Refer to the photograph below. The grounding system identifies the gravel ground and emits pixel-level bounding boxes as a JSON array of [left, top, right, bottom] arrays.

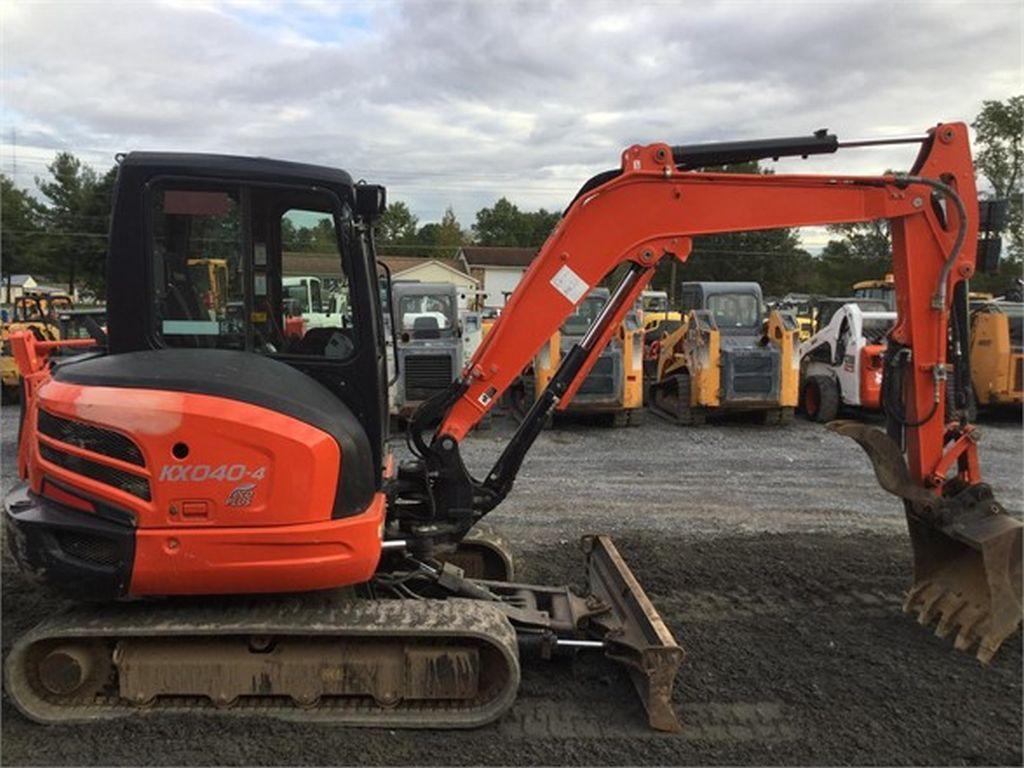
[[2, 402, 1022, 766]]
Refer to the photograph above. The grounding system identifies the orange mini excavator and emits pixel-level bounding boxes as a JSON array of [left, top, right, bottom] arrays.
[[5, 124, 1021, 730]]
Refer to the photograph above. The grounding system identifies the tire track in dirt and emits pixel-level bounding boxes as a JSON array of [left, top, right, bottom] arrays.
[[498, 700, 796, 741]]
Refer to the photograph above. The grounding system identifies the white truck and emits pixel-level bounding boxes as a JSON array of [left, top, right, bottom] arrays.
[[798, 299, 896, 421], [282, 276, 347, 330]]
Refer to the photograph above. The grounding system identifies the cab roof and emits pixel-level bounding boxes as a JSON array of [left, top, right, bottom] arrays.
[[119, 152, 354, 188]]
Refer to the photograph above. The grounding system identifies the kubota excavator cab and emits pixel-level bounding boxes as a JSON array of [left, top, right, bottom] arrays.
[[8, 153, 392, 599]]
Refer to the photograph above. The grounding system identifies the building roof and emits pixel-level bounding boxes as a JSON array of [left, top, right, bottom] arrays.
[[5, 274, 37, 286], [457, 246, 537, 268], [378, 255, 470, 277], [282, 253, 475, 284]]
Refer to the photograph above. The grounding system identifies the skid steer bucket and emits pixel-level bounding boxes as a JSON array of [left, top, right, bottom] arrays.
[[830, 421, 1022, 663]]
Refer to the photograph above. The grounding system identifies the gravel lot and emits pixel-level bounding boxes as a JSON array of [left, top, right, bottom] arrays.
[[2, 402, 1021, 766]]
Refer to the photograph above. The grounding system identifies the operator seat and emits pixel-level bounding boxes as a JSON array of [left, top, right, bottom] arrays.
[[412, 316, 441, 339]]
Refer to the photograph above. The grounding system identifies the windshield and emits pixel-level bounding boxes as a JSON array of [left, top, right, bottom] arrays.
[[562, 294, 606, 336], [642, 293, 669, 313], [707, 292, 760, 328], [400, 293, 455, 333]]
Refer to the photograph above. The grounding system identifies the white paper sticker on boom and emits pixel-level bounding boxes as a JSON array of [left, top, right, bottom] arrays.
[[550, 265, 590, 305]]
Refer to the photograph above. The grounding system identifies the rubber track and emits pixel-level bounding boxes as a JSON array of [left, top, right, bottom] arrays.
[[4, 595, 520, 728]]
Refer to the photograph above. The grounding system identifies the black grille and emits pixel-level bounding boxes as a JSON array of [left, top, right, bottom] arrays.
[[55, 531, 122, 567], [405, 355, 454, 400], [732, 355, 773, 375], [578, 355, 616, 396], [733, 376, 774, 394], [38, 410, 145, 466], [725, 350, 777, 397], [39, 443, 151, 500]]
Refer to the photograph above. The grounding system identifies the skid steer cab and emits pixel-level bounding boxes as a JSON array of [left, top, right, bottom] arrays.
[[529, 287, 645, 426], [388, 281, 463, 421], [799, 299, 896, 421], [650, 281, 799, 425]]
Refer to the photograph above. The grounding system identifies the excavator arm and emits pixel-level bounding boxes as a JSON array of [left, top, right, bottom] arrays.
[[397, 122, 1020, 662]]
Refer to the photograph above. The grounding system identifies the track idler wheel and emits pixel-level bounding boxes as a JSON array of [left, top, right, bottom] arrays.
[[830, 420, 1022, 662], [28, 640, 111, 704]]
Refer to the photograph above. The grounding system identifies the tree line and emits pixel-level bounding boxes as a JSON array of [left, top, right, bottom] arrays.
[[3, 97, 1020, 301]]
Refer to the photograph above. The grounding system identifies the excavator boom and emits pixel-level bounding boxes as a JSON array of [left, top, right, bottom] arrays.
[[414, 122, 1020, 662]]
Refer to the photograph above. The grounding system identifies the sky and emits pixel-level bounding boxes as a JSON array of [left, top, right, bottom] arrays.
[[2, 0, 1021, 250]]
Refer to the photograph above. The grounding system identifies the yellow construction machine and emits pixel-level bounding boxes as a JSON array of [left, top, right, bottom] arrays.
[[1, 292, 74, 401], [650, 281, 799, 424], [531, 287, 645, 425], [969, 297, 1023, 410]]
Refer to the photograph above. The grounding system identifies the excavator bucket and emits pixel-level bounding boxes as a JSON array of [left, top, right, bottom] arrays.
[[830, 421, 1022, 663]]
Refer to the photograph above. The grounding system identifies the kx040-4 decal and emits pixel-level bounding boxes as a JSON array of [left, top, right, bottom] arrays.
[[159, 464, 267, 483]]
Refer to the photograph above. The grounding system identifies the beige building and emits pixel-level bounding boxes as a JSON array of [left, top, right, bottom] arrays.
[[378, 256, 479, 309], [455, 247, 537, 310], [282, 252, 480, 310]]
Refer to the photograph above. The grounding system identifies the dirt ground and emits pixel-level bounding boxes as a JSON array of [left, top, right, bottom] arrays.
[[2, 403, 1021, 766]]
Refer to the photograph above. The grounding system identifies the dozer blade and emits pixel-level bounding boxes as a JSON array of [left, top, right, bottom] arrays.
[[582, 534, 685, 732], [830, 420, 1022, 663]]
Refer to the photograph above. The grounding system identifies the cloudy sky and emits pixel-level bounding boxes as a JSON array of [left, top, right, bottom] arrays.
[[2, 0, 1021, 247]]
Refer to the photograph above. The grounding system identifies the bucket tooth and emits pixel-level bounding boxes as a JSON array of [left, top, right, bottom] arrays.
[[902, 581, 930, 613], [933, 598, 967, 639]]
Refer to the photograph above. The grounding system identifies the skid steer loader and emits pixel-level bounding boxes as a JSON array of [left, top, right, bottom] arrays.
[[799, 299, 896, 421], [649, 281, 799, 424], [529, 287, 645, 426], [969, 297, 1023, 411]]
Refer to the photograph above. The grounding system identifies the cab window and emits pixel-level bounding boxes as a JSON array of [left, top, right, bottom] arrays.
[[269, 205, 355, 358], [151, 186, 246, 349], [707, 293, 760, 328], [562, 294, 606, 335], [399, 293, 455, 333], [151, 182, 357, 360]]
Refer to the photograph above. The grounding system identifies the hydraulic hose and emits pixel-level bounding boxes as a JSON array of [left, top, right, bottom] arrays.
[[894, 174, 968, 311]]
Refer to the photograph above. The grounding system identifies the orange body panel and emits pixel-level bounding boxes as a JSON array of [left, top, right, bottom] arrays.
[[859, 344, 886, 410], [131, 494, 385, 595], [10, 352, 385, 597], [32, 381, 341, 529]]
